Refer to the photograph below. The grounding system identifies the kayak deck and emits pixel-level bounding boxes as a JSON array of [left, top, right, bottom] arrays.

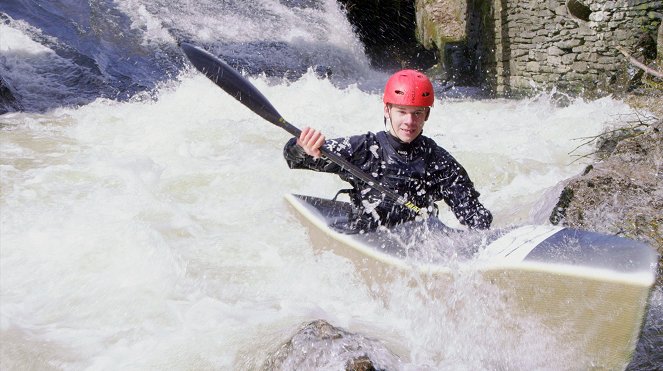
[[285, 193, 658, 370]]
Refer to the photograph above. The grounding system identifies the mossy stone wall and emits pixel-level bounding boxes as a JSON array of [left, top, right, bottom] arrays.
[[479, 0, 662, 96]]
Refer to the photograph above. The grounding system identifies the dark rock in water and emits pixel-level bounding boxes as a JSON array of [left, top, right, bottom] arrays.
[[550, 115, 662, 276], [262, 320, 398, 371], [347, 355, 380, 371], [0, 74, 22, 114], [626, 294, 663, 371]]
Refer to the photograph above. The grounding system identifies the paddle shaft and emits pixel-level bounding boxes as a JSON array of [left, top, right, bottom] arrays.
[[276, 117, 423, 215], [180, 43, 425, 216]]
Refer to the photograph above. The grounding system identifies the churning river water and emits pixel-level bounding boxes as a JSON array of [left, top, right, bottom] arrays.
[[1, 0, 661, 369]]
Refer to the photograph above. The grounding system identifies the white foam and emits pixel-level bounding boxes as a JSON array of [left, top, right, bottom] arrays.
[[0, 58, 652, 370]]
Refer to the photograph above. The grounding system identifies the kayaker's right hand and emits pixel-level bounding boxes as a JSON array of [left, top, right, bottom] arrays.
[[297, 127, 325, 159]]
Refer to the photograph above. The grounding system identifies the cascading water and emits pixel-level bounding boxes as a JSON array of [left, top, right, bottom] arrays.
[[1, 0, 660, 370]]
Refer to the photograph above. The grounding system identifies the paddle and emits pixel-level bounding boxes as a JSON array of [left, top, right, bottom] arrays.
[[180, 42, 426, 217]]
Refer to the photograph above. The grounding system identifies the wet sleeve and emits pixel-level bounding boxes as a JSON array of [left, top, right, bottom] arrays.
[[447, 185, 493, 230], [432, 153, 493, 230], [283, 137, 338, 173]]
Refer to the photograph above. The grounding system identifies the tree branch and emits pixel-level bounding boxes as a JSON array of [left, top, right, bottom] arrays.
[[616, 46, 663, 79]]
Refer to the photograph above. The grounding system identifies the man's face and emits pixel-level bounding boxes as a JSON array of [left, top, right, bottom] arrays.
[[384, 104, 429, 143]]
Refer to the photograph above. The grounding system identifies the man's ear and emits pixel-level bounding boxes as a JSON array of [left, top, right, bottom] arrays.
[[383, 104, 390, 119], [424, 107, 430, 121]]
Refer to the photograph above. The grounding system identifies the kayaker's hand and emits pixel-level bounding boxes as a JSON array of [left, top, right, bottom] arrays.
[[297, 127, 325, 159]]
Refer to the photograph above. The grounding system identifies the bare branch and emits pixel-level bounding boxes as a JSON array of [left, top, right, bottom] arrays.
[[616, 46, 663, 79], [567, 111, 658, 163]]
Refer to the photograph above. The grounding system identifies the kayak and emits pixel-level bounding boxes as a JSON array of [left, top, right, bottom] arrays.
[[284, 193, 658, 370]]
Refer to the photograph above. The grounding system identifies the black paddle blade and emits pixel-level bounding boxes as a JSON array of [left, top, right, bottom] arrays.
[[180, 44, 423, 216], [181, 42, 283, 125]]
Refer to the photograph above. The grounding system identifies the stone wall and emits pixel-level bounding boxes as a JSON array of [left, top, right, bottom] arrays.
[[338, 0, 660, 96], [482, 0, 662, 96]]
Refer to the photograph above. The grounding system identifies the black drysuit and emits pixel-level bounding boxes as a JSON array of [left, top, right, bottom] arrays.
[[284, 130, 492, 232]]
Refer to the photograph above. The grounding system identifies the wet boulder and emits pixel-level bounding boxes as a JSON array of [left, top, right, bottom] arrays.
[[262, 320, 399, 371], [550, 115, 662, 280], [0, 74, 22, 114]]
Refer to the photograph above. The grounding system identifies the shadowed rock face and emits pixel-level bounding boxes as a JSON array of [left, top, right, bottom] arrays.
[[336, 0, 438, 72], [0, 74, 22, 114], [336, 0, 482, 86], [416, 0, 467, 49], [551, 115, 662, 281], [262, 320, 398, 371]]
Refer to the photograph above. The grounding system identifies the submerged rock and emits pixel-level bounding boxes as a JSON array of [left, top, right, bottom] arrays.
[[262, 320, 399, 371]]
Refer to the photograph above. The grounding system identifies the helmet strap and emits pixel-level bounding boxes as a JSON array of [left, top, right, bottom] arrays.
[[384, 104, 400, 139], [383, 103, 390, 131], [383, 104, 392, 131]]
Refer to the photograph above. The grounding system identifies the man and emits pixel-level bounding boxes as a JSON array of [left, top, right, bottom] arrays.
[[283, 69, 492, 233]]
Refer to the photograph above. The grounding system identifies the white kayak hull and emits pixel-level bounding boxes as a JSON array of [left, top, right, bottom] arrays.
[[284, 193, 658, 370]]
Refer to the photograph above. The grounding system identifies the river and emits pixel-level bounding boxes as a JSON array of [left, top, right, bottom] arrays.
[[1, 0, 660, 369]]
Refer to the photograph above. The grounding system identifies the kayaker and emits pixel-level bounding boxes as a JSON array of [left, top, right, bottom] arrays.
[[283, 69, 492, 233]]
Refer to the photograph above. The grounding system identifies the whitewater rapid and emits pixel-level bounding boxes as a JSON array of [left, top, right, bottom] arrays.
[[2, 0, 661, 368], [2, 68, 656, 369]]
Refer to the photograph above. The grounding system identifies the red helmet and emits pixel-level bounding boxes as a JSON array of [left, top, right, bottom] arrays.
[[383, 69, 434, 107]]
